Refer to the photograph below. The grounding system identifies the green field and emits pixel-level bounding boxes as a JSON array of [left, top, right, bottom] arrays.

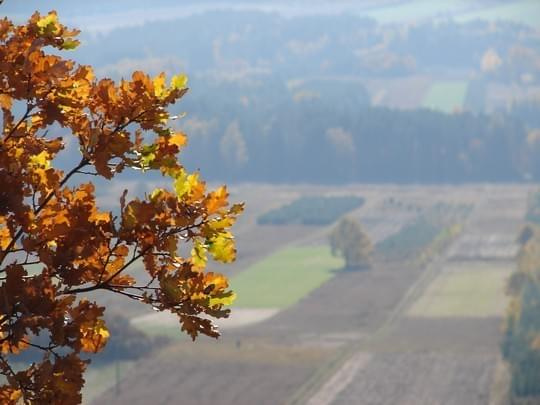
[[422, 81, 468, 113], [131, 246, 343, 339], [231, 246, 343, 308], [408, 263, 511, 318]]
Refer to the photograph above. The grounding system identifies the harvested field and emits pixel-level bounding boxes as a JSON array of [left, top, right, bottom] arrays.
[[316, 316, 504, 405], [305, 315, 505, 404], [371, 317, 504, 354], [95, 340, 331, 405], [447, 234, 519, 260], [333, 352, 496, 405], [447, 192, 526, 260]]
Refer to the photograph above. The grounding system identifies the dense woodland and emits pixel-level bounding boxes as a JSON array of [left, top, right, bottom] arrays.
[[6, 6, 539, 184], [503, 202, 540, 398], [178, 96, 533, 183], [40, 9, 538, 185], [258, 196, 364, 225]]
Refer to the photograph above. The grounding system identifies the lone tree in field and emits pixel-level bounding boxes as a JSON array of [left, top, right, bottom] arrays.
[[0, 11, 243, 403], [329, 218, 373, 270]]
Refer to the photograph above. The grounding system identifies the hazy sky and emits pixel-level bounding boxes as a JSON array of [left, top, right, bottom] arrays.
[[5, 1, 540, 33]]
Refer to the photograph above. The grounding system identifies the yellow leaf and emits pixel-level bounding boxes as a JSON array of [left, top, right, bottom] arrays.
[[123, 203, 138, 229], [0, 335, 29, 354], [209, 291, 236, 307], [28, 151, 51, 169], [169, 132, 187, 148], [0, 386, 22, 404], [171, 74, 188, 90], [207, 217, 236, 231], [173, 168, 189, 197], [10, 389, 22, 401], [80, 320, 109, 353], [190, 240, 207, 270], [173, 168, 201, 199], [208, 233, 236, 263], [153, 73, 166, 98], [0, 226, 11, 250], [36, 12, 58, 28], [36, 12, 59, 35], [0, 94, 12, 110], [89, 211, 110, 224], [204, 272, 229, 291], [149, 188, 165, 202]]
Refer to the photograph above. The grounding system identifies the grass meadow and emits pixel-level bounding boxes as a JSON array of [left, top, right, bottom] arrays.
[[422, 81, 468, 113], [231, 245, 343, 309], [407, 262, 511, 318]]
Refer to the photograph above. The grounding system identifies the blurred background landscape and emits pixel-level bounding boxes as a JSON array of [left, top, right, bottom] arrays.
[[5, 1, 540, 404]]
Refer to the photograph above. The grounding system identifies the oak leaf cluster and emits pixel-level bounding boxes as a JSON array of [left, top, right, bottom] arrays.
[[0, 11, 243, 403]]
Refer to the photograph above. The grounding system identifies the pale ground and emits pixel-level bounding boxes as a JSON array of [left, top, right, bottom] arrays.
[[131, 307, 280, 330]]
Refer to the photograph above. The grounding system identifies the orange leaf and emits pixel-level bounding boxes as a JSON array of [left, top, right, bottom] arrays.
[[205, 186, 229, 215]]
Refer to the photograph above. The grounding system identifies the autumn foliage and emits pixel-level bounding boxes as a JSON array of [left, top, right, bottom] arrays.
[[0, 11, 243, 403], [503, 224, 540, 397], [329, 218, 373, 269]]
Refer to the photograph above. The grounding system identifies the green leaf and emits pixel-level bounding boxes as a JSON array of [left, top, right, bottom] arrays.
[[138, 144, 157, 170], [60, 39, 80, 50]]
